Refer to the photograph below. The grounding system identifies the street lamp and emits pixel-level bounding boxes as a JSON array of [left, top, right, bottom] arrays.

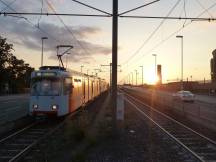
[[41, 37, 48, 67], [140, 66, 143, 85], [81, 65, 84, 73], [131, 72, 133, 85], [152, 54, 157, 80], [135, 70, 138, 86], [176, 35, 184, 90], [128, 74, 130, 84]]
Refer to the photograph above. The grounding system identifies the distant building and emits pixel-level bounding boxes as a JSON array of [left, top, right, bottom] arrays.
[[157, 64, 162, 84], [210, 49, 216, 83]]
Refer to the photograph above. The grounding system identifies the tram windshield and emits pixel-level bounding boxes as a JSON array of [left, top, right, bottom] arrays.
[[31, 77, 61, 96]]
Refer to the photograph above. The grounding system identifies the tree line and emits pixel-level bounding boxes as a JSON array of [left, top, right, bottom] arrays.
[[0, 36, 34, 94]]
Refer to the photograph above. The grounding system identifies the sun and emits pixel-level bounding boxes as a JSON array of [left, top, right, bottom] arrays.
[[144, 70, 158, 85]]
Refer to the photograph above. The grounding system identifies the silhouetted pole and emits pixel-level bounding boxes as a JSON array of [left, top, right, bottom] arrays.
[[110, 63, 112, 90], [41, 37, 48, 67], [128, 74, 130, 84], [81, 65, 84, 73], [135, 70, 138, 85], [152, 54, 157, 79], [140, 66, 143, 85], [176, 35, 184, 90], [112, 0, 118, 128], [131, 72, 133, 85]]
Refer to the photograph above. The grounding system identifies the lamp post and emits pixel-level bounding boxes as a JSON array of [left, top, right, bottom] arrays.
[[135, 70, 138, 86], [140, 66, 143, 85], [128, 74, 130, 84], [176, 35, 184, 90], [131, 72, 133, 85], [81, 65, 84, 73], [41, 37, 48, 67], [152, 54, 157, 80]]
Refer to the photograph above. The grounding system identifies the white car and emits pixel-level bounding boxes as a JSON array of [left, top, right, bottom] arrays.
[[172, 91, 195, 102]]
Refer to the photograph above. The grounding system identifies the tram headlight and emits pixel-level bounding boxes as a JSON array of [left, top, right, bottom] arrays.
[[52, 105, 58, 110], [33, 104, 38, 109]]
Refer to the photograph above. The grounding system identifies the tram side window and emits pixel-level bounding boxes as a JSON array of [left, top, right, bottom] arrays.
[[64, 77, 72, 95]]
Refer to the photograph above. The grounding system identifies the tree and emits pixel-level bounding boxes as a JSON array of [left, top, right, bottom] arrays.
[[0, 36, 34, 94], [0, 36, 13, 93]]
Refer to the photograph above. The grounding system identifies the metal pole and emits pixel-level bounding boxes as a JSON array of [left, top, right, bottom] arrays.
[[152, 54, 157, 80], [128, 75, 130, 84], [41, 38, 43, 67], [135, 70, 138, 85], [41, 37, 48, 67], [140, 66, 143, 85], [155, 56, 157, 78], [176, 35, 184, 90], [81, 65, 84, 73], [181, 37, 184, 90], [131, 72, 133, 85], [110, 63, 112, 91], [112, 0, 118, 125]]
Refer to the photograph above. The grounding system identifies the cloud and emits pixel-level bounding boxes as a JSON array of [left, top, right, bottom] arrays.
[[0, 16, 111, 63]]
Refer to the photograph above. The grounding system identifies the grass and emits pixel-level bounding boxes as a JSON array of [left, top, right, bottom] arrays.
[[30, 94, 114, 162]]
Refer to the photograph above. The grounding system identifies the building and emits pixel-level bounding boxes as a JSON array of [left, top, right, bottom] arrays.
[[210, 49, 216, 83], [157, 64, 162, 84]]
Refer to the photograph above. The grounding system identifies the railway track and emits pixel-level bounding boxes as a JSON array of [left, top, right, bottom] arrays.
[[0, 114, 74, 162], [122, 89, 216, 162]]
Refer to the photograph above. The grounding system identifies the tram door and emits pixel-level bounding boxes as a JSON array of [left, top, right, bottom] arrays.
[[64, 77, 73, 113]]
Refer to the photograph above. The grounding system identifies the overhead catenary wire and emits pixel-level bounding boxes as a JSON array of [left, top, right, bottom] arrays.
[[195, 0, 214, 18], [0, 0, 62, 44], [0, 12, 111, 17], [119, 1, 216, 83], [45, 0, 98, 63], [37, 0, 44, 28], [0, 0, 17, 12], [119, 15, 216, 21], [118, 0, 160, 16], [120, 0, 182, 67], [120, 1, 216, 72], [182, 0, 187, 27], [71, 0, 112, 16]]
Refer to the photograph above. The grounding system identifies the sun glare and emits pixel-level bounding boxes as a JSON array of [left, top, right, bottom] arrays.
[[144, 71, 158, 85]]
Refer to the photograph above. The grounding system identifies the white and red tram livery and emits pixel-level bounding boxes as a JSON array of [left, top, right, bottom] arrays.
[[29, 66, 108, 117]]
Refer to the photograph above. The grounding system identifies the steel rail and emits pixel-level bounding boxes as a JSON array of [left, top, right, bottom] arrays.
[[123, 90, 216, 146], [125, 97, 205, 162], [8, 110, 81, 162], [0, 122, 37, 143], [121, 89, 216, 162]]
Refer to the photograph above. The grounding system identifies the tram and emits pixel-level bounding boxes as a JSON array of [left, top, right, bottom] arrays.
[[29, 66, 108, 117]]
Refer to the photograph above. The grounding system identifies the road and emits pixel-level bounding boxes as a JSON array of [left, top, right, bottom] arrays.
[[124, 86, 216, 131], [130, 86, 216, 106], [0, 94, 29, 125]]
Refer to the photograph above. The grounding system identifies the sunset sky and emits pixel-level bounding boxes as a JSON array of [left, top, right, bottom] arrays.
[[1, 0, 216, 84]]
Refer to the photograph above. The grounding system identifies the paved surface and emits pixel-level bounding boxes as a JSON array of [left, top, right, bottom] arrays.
[[0, 94, 29, 125], [131, 86, 216, 105], [125, 86, 216, 131]]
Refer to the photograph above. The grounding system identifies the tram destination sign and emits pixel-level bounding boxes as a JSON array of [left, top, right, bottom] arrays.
[[36, 72, 57, 77]]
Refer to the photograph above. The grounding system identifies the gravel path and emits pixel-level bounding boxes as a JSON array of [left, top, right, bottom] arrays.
[[86, 98, 199, 162]]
